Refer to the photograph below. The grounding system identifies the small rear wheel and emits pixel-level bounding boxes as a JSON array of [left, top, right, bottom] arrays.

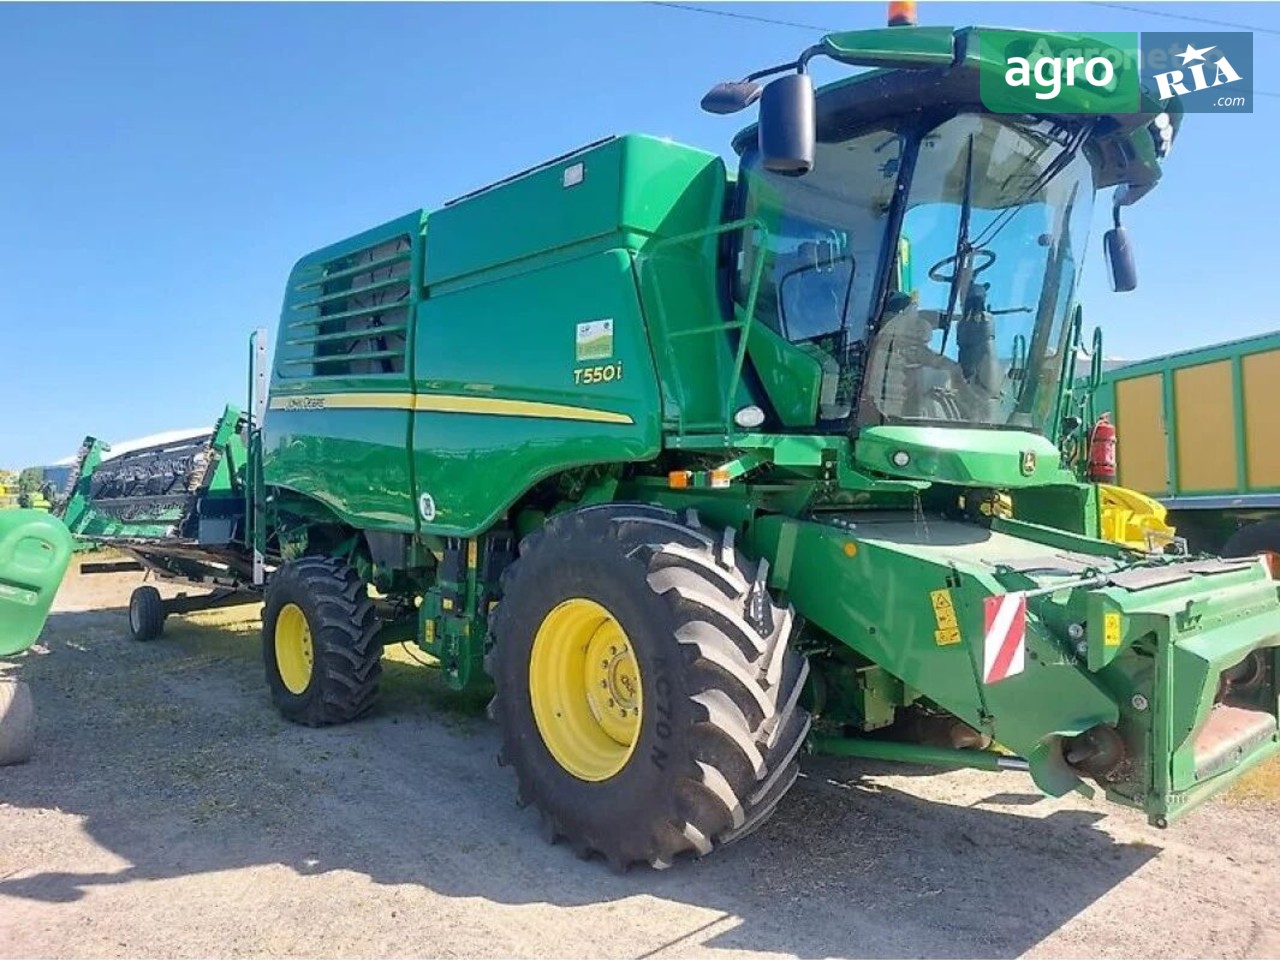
[[128, 585, 166, 642], [263, 557, 382, 726]]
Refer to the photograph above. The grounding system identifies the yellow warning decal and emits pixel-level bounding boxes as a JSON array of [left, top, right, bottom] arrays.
[[1104, 612, 1122, 647], [931, 589, 961, 646]]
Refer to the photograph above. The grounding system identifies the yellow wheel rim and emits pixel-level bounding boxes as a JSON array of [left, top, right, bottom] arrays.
[[529, 598, 643, 782], [275, 602, 315, 695]]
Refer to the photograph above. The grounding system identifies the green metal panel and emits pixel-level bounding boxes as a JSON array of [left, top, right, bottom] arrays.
[[821, 26, 957, 66], [1231, 353, 1249, 492], [412, 248, 662, 535], [1161, 366, 1181, 496], [425, 136, 723, 288], [745, 322, 822, 427], [855, 425, 1069, 488], [748, 515, 1120, 775], [263, 211, 425, 532], [263, 406, 418, 532], [745, 510, 1280, 823]]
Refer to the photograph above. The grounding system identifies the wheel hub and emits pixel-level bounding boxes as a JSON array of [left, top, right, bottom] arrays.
[[275, 602, 315, 695], [529, 597, 643, 782]]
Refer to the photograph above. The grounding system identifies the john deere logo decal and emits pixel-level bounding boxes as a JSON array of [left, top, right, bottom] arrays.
[[1020, 451, 1037, 476]]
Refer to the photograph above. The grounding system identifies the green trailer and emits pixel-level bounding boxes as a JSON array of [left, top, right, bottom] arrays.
[[52, 20, 1280, 869], [1093, 330, 1280, 558]]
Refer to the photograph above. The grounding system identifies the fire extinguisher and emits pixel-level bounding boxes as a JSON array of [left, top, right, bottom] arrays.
[[1088, 413, 1117, 483]]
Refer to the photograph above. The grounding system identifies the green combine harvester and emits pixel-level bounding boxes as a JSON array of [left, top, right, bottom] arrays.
[[53, 16, 1280, 869]]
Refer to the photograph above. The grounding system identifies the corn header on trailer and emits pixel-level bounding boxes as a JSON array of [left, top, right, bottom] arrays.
[[57, 23, 1280, 868]]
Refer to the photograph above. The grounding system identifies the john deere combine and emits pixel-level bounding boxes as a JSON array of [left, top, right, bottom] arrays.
[[56, 18, 1280, 868]]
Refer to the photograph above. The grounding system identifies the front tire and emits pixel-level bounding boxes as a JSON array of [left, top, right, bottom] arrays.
[[490, 505, 810, 870], [262, 557, 382, 726]]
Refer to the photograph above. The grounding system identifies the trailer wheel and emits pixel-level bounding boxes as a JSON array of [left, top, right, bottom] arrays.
[[489, 505, 810, 870], [1223, 520, 1280, 564], [262, 557, 382, 726], [0, 679, 36, 766], [128, 586, 166, 642]]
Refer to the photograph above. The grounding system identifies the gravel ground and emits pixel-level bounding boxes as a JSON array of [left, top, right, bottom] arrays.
[[2, 559, 1280, 959]]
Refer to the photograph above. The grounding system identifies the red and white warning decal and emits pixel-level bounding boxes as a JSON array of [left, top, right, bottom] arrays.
[[982, 592, 1027, 684]]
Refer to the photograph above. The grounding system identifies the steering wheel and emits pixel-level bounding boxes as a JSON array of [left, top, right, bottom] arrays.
[[928, 247, 997, 284]]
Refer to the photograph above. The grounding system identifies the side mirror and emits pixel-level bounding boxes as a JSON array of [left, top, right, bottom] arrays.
[[758, 73, 815, 176], [700, 81, 762, 115], [1104, 225, 1137, 293]]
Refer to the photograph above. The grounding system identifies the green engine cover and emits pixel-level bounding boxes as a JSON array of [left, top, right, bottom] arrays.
[[263, 134, 739, 536]]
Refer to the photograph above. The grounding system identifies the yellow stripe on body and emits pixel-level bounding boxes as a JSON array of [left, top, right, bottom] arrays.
[[269, 392, 633, 425], [413, 394, 632, 424]]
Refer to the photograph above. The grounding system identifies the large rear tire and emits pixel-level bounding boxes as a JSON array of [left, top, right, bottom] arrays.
[[262, 557, 382, 726], [489, 504, 810, 870], [0, 679, 36, 766]]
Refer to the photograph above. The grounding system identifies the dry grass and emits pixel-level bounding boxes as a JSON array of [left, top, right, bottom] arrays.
[[1229, 755, 1280, 803]]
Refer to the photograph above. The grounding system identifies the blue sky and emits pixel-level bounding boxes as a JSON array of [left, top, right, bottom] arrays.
[[1, 1, 1275, 466]]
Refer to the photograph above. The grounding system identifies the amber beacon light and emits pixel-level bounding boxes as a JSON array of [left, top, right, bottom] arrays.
[[888, 1, 918, 26]]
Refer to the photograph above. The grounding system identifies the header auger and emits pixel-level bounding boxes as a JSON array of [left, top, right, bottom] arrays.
[[50, 14, 1280, 869]]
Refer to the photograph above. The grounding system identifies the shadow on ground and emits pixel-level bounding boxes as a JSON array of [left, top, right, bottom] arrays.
[[0, 603, 1159, 958]]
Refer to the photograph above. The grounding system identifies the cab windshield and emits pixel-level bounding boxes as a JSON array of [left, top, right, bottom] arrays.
[[736, 112, 1094, 434]]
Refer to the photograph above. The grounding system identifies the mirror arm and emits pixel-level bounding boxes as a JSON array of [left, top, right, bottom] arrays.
[[796, 45, 826, 72], [743, 45, 822, 83], [743, 58, 806, 84]]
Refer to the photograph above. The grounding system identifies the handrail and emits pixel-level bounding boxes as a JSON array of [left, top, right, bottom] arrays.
[[635, 217, 768, 435]]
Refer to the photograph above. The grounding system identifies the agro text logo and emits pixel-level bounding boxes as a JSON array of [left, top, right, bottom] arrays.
[[977, 31, 1140, 114]]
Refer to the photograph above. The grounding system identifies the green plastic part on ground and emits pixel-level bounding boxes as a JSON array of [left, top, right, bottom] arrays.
[[0, 510, 73, 657], [52, 22, 1280, 867]]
